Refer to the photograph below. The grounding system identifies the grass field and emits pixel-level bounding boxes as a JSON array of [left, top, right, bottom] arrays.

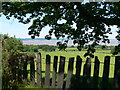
[[26, 48, 120, 79]]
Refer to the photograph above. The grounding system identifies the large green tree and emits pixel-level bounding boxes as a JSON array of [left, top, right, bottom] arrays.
[[2, 2, 120, 56]]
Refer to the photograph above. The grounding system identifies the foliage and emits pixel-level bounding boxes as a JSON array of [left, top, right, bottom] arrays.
[[2, 2, 120, 56], [22, 45, 57, 52], [22, 45, 39, 52], [2, 34, 23, 89], [111, 44, 120, 55]]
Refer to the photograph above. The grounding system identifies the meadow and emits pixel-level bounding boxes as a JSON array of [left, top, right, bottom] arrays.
[[26, 48, 120, 80]]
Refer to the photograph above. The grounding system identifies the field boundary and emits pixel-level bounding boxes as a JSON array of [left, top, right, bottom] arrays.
[[4, 53, 120, 89]]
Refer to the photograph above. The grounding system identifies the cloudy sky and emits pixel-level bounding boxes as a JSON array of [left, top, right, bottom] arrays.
[[0, 15, 118, 39]]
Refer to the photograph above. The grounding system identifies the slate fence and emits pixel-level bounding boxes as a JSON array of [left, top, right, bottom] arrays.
[[11, 53, 120, 89]]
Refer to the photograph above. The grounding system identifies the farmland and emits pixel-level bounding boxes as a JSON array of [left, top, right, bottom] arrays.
[[26, 48, 119, 78]]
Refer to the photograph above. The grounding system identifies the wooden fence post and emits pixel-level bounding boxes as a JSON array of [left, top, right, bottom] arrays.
[[114, 56, 120, 88], [18, 55, 22, 82], [73, 56, 82, 88], [82, 57, 92, 88], [57, 56, 65, 88], [30, 55, 35, 86], [93, 56, 100, 88], [23, 54, 28, 84], [45, 55, 51, 88], [76, 56, 82, 78], [52, 56, 58, 88], [102, 56, 110, 88], [36, 53, 42, 87], [65, 57, 74, 89]]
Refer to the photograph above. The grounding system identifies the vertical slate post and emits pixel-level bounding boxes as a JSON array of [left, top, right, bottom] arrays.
[[36, 53, 42, 87], [18, 55, 22, 82], [76, 56, 82, 78], [102, 56, 110, 88], [57, 56, 65, 88], [93, 56, 100, 88], [82, 57, 92, 88], [9, 56, 17, 81], [65, 57, 74, 89], [30, 55, 35, 86], [114, 56, 120, 88], [23, 54, 28, 84], [45, 55, 51, 88], [52, 56, 58, 88], [74, 56, 82, 88]]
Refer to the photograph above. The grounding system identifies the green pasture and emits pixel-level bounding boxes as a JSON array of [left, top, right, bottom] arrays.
[[26, 48, 120, 79]]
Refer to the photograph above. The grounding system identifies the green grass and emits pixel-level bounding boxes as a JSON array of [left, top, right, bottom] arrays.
[[20, 49, 120, 88], [26, 49, 119, 79]]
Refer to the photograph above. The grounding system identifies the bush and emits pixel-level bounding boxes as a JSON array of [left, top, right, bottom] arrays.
[[2, 34, 23, 89], [22, 45, 57, 52], [111, 44, 120, 55]]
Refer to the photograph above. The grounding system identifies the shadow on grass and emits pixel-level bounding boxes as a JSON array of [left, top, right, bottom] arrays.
[[70, 75, 114, 89], [19, 71, 115, 89]]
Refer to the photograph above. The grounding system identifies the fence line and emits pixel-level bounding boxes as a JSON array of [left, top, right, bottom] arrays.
[[14, 53, 120, 89]]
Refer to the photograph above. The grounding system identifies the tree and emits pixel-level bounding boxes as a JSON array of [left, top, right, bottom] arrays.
[[101, 45, 107, 50], [2, 2, 120, 56], [111, 44, 120, 55]]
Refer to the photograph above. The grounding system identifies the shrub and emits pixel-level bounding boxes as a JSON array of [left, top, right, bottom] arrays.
[[22, 45, 57, 52], [2, 34, 23, 89], [111, 44, 120, 55]]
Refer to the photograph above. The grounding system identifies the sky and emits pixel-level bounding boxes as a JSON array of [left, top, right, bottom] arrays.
[[0, 15, 55, 38], [0, 15, 118, 39]]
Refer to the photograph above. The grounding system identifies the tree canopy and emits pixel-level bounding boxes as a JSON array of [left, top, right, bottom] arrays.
[[2, 2, 120, 57]]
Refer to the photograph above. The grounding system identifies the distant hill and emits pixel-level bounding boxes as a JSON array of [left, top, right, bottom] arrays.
[[17, 38, 117, 41], [19, 38, 119, 46], [17, 38, 70, 41]]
